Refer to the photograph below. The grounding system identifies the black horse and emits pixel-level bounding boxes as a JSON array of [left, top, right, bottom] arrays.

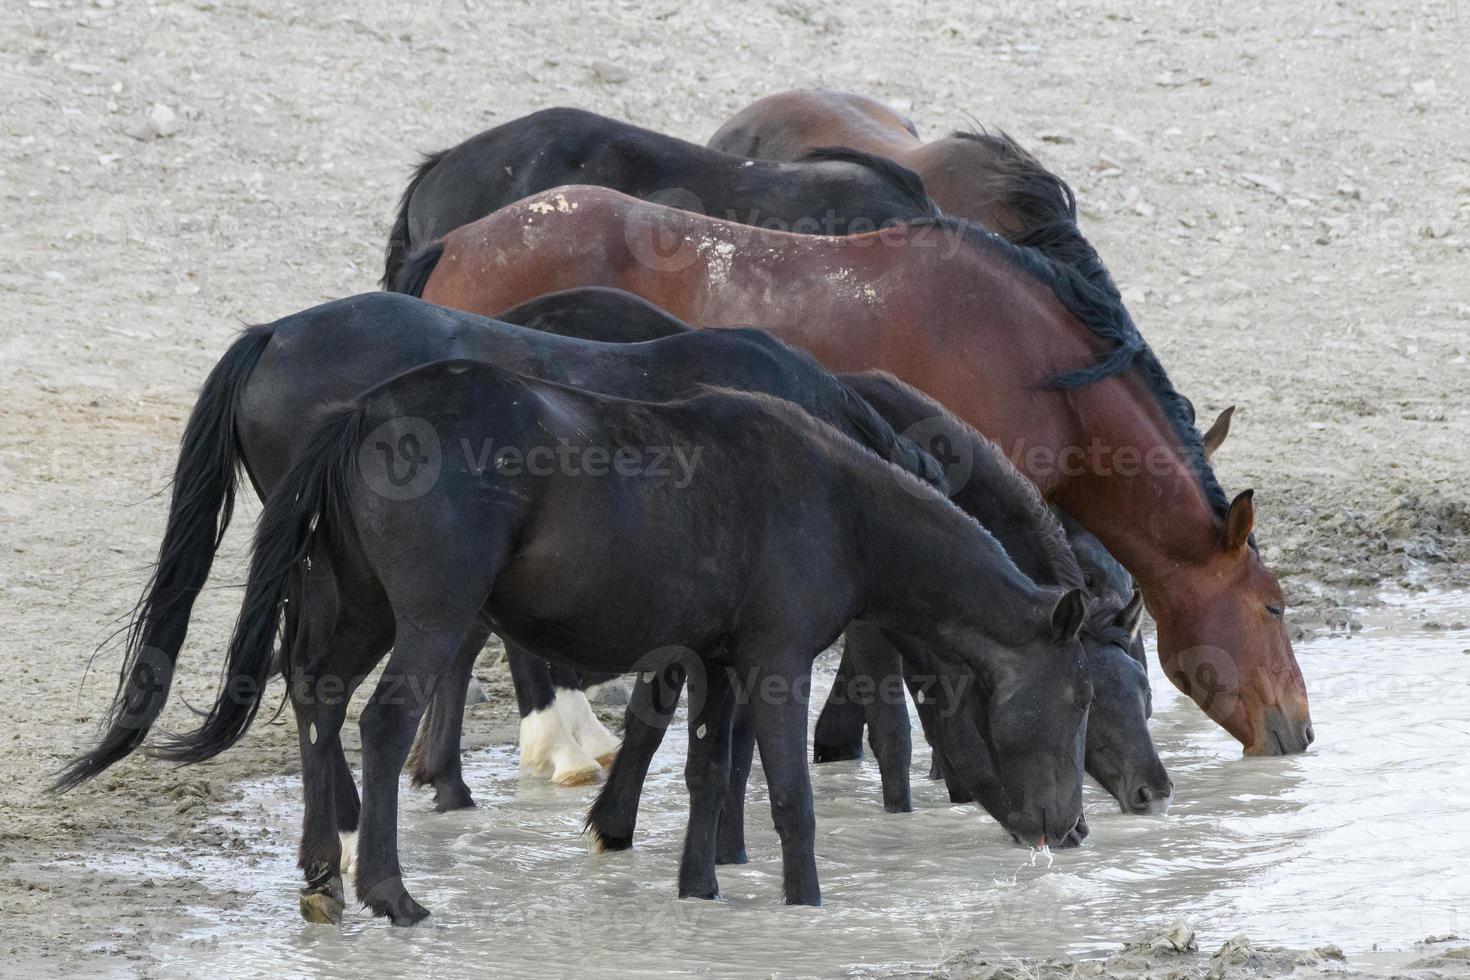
[[585, 371, 1174, 862], [51, 291, 956, 907], [382, 106, 937, 289], [419, 287, 1169, 832], [63, 350, 1093, 924]]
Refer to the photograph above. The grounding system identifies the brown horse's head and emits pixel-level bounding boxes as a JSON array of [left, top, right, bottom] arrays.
[[1149, 489, 1314, 755]]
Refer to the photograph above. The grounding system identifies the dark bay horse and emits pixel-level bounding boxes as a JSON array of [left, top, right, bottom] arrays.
[[708, 89, 1059, 236], [397, 185, 1314, 755], [383, 106, 937, 289], [64, 351, 1093, 922]]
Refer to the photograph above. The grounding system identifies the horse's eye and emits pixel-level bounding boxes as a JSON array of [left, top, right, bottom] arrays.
[[1265, 604, 1283, 618]]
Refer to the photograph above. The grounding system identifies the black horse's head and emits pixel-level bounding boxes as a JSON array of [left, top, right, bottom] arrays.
[[1078, 591, 1173, 814], [952, 587, 1093, 847]]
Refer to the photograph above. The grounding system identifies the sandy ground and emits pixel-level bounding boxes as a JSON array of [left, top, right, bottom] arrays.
[[1, 0, 1467, 975]]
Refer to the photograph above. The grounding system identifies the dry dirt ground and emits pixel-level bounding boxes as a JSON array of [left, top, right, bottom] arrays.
[[1, 0, 1466, 975]]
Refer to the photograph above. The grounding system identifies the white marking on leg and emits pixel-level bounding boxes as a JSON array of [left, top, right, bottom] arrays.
[[520, 699, 601, 785], [338, 830, 358, 876], [583, 677, 630, 706], [696, 723, 707, 740], [558, 689, 622, 767]]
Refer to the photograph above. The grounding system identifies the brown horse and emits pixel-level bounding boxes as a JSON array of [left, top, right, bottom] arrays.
[[708, 89, 1055, 235], [396, 186, 1313, 755]]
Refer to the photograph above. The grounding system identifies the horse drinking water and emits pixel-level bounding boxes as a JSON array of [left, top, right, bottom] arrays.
[[60, 345, 1093, 923], [395, 184, 1314, 754]]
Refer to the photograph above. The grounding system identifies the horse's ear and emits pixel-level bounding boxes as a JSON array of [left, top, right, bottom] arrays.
[[1115, 589, 1145, 639], [1202, 406, 1235, 459], [1051, 588, 1088, 642], [1223, 489, 1255, 552]]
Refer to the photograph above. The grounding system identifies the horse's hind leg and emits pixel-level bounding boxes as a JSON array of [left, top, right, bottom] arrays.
[[509, 645, 603, 786], [548, 663, 622, 767], [407, 621, 492, 812], [678, 663, 736, 899], [847, 623, 912, 813], [288, 557, 392, 923], [715, 699, 755, 865], [812, 647, 865, 762], [354, 626, 473, 926], [586, 660, 684, 852]]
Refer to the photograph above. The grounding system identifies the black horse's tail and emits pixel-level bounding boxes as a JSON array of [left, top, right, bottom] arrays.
[[150, 406, 364, 764], [53, 325, 274, 791], [381, 149, 448, 290], [388, 241, 445, 298]]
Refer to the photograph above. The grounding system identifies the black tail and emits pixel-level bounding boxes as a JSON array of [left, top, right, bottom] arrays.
[[381, 149, 448, 290], [53, 326, 274, 791], [151, 406, 365, 764], [388, 240, 445, 298]]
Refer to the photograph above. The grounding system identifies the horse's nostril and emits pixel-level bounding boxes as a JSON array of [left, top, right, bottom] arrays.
[[1133, 785, 1154, 809], [1302, 722, 1316, 747]]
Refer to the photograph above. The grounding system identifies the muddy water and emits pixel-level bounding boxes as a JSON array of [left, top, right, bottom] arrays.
[[100, 592, 1469, 978]]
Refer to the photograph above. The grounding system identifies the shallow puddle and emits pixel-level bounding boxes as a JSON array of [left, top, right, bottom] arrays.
[[89, 591, 1470, 977]]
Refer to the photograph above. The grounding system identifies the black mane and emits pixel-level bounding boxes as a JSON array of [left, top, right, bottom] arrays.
[[909, 179, 1232, 522], [797, 145, 939, 219]]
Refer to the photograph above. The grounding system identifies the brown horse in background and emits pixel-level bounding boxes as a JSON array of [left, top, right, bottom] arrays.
[[394, 186, 1313, 756], [708, 89, 1057, 236]]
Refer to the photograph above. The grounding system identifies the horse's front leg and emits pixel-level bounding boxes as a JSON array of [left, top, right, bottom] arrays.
[[677, 663, 736, 899], [847, 623, 913, 813], [737, 640, 820, 906], [586, 659, 685, 851], [812, 647, 865, 762], [715, 700, 756, 865]]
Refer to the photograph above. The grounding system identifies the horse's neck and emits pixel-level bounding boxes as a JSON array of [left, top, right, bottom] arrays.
[[952, 479, 1075, 591], [851, 469, 1039, 644], [1048, 377, 1224, 592]]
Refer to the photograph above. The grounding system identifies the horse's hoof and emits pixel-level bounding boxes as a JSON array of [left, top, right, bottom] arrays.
[[588, 827, 632, 853], [679, 884, 721, 901], [552, 764, 600, 787], [813, 742, 862, 763], [388, 898, 431, 927], [715, 847, 748, 866], [432, 782, 476, 813], [299, 886, 345, 925], [362, 878, 431, 926]]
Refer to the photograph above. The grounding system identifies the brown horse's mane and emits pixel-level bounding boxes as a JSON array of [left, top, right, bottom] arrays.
[[916, 133, 1233, 525]]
